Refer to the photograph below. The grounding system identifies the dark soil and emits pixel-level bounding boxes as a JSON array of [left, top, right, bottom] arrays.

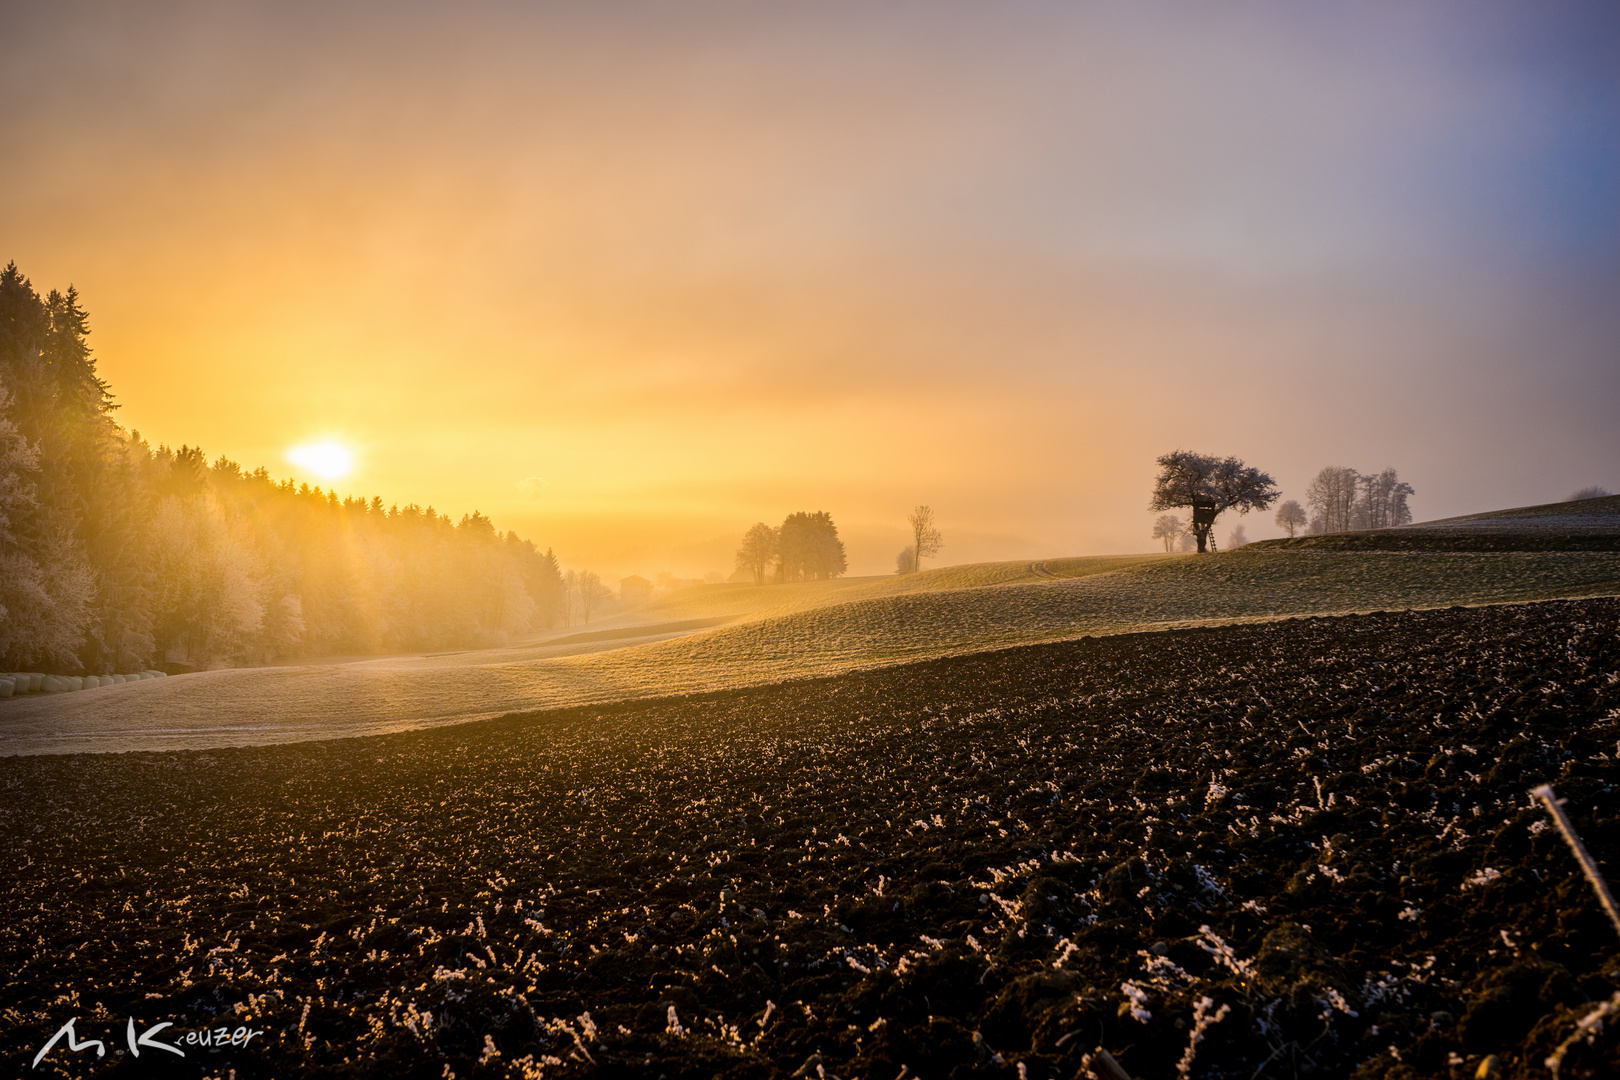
[[4, 599, 1620, 1080]]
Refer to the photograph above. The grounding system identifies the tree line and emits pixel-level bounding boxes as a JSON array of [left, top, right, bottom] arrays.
[[734, 511, 848, 584], [1148, 451, 1415, 549], [0, 263, 570, 674], [1273, 466, 1415, 537]]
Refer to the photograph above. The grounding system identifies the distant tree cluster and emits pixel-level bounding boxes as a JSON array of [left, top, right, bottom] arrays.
[[1304, 466, 1414, 534], [1148, 450, 1279, 553], [732, 511, 847, 584], [1569, 486, 1611, 501], [0, 264, 568, 674]]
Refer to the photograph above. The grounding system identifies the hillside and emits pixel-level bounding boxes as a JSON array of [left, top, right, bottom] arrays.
[[1248, 493, 1620, 552], [3, 544, 1617, 756]]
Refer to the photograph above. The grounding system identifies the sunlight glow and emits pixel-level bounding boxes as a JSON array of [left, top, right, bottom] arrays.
[[287, 440, 355, 481]]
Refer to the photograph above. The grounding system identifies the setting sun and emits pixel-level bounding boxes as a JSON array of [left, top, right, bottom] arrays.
[[4, 6, 1620, 1076], [286, 440, 355, 481]]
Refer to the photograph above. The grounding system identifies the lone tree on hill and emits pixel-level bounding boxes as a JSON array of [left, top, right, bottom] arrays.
[[776, 511, 847, 581], [1148, 450, 1279, 553], [1274, 499, 1307, 538], [906, 505, 943, 573], [733, 522, 778, 586], [1151, 514, 1185, 552]]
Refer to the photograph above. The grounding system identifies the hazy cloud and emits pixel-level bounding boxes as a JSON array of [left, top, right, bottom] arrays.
[[2, 0, 1616, 575]]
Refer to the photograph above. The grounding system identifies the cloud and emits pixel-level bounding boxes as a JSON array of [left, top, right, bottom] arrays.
[[517, 477, 546, 499]]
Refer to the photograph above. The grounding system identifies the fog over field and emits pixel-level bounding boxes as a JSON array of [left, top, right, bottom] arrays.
[[4, 2, 1619, 576], [5, 545, 1617, 755], [5, 3, 1620, 1078]]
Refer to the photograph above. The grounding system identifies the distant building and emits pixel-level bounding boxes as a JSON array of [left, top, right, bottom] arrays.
[[620, 575, 652, 606]]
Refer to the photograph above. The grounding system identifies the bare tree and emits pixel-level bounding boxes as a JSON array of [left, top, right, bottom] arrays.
[[907, 505, 943, 572], [733, 522, 778, 586], [1151, 514, 1185, 552], [575, 570, 612, 624], [1274, 499, 1307, 538], [1307, 466, 1414, 533], [1569, 486, 1612, 501], [1148, 450, 1279, 553], [561, 569, 579, 626], [1176, 532, 1197, 552], [1225, 524, 1248, 549], [895, 546, 917, 574], [1355, 468, 1414, 529], [1305, 466, 1359, 534]]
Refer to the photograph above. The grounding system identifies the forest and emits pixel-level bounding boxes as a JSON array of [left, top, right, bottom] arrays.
[[0, 263, 566, 675]]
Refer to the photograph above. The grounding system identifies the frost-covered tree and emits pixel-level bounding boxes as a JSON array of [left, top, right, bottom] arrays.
[[1148, 450, 1278, 553], [0, 262, 578, 673], [734, 522, 778, 586], [1305, 466, 1360, 534], [895, 545, 917, 574], [907, 505, 943, 572], [574, 570, 612, 624], [1151, 514, 1185, 552], [1225, 524, 1249, 549], [1568, 486, 1611, 501], [1355, 468, 1414, 529], [1274, 499, 1307, 538], [1307, 466, 1414, 533]]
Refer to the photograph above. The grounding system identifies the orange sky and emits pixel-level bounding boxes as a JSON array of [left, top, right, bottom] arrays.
[[4, 2, 1617, 578]]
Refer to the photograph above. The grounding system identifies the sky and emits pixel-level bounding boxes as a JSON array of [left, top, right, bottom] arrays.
[[3, 0, 1618, 578]]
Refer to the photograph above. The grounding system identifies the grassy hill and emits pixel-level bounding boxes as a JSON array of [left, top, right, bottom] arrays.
[[3, 545, 1618, 755], [1248, 492, 1620, 552]]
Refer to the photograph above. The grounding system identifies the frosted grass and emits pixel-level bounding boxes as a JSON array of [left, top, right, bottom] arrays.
[[2, 549, 1616, 755]]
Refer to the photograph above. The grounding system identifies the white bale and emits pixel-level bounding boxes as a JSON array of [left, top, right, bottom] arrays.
[[114, 674, 129, 683], [84, 676, 102, 688], [67, 676, 84, 691], [41, 676, 63, 692], [0, 679, 13, 698], [29, 673, 45, 691]]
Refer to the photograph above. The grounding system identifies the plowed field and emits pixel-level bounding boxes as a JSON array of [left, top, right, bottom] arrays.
[[4, 599, 1619, 1079]]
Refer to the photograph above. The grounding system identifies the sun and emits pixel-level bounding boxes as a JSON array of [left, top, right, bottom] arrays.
[[287, 440, 355, 481]]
